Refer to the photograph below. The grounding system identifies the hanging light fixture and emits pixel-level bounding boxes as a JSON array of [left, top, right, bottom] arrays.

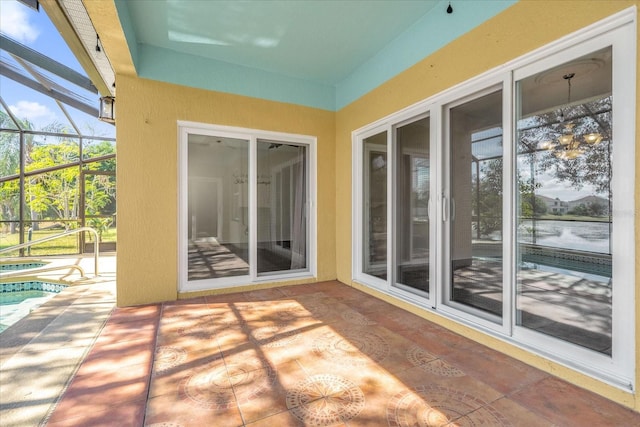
[[99, 96, 115, 123], [541, 72, 603, 160]]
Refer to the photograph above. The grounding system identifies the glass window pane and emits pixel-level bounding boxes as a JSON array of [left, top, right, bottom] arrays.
[[187, 134, 249, 281], [516, 47, 612, 355], [1, 131, 20, 179], [449, 90, 503, 319], [363, 131, 387, 280], [256, 140, 308, 275], [395, 117, 430, 295]]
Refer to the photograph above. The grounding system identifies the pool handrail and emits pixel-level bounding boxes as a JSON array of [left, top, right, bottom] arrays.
[[0, 227, 99, 276]]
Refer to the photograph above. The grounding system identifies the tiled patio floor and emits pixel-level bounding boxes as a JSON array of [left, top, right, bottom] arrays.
[[45, 281, 639, 426]]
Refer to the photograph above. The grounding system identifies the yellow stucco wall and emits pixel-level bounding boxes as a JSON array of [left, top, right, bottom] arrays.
[[335, 0, 640, 411], [114, 76, 335, 306], [83, 0, 332, 307]]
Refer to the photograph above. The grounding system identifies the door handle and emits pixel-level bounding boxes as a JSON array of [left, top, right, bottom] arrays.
[[442, 196, 455, 222], [442, 195, 448, 222], [451, 198, 456, 222]]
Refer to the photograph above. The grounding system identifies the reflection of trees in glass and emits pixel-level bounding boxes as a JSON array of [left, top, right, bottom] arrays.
[[473, 97, 610, 236], [472, 158, 502, 237], [473, 158, 550, 237], [518, 96, 612, 196], [520, 191, 548, 217], [568, 201, 606, 217], [413, 158, 429, 218]]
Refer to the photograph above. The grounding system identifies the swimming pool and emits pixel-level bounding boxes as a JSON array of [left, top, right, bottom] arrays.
[[0, 281, 67, 333], [0, 261, 47, 271]]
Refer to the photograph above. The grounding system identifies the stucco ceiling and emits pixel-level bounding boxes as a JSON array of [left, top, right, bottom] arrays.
[[124, 0, 440, 84], [111, 0, 516, 110]]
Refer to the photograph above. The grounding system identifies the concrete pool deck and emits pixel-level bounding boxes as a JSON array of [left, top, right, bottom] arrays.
[[0, 254, 116, 427]]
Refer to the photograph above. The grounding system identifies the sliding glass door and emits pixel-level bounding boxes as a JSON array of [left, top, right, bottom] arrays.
[[444, 89, 504, 323], [180, 123, 315, 291], [515, 48, 614, 354], [353, 12, 635, 385], [257, 140, 308, 275], [393, 116, 431, 296], [358, 115, 434, 300], [362, 130, 388, 281], [187, 134, 249, 281]]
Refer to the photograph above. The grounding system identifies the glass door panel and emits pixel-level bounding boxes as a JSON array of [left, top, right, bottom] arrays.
[[187, 134, 249, 280], [394, 117, 430, 295], [515, 48, 612, 355], [447, 90, 504, 319], [363, 131, 388, 280], [256, 140, 308, 275]]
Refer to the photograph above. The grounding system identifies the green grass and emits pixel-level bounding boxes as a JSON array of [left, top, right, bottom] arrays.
[[0, 227, 117, 256], [534, 214, 610, 222]]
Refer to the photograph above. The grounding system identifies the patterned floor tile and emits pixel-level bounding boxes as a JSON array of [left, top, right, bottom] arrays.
[[45, 281, 640, 427], [286, 373, 365, 426], [145, 391, 243, 427], [510, 376, 640, 426]]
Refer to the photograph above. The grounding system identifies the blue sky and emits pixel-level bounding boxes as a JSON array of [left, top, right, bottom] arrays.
[[0, 0, 115, 137]]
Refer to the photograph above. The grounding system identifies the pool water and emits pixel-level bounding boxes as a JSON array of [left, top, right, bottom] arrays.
[[0, 282, 65, 333], [0, 261, 47, 271], [0, 290, 52, 305]]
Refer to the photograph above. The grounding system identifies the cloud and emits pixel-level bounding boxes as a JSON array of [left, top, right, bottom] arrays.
[[0, 0, 40, 44], [9, 101, 56, 124]]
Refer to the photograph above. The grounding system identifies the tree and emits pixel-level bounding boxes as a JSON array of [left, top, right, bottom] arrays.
[[2, 114, 116, 236], [83, 140, 116, 221], [0, 112, 35, 233], [25, 139, 80, 225]]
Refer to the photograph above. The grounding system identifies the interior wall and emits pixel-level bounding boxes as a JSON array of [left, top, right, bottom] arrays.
[[335, 0, 639, 411], [115, 75, 335, 306]]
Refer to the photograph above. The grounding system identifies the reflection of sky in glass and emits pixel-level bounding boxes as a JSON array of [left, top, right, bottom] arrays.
[[471, 127, 502, 160], [515, 95, 612, 202], [517, 156, 598, 202], [412, 157, 429, 195]]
